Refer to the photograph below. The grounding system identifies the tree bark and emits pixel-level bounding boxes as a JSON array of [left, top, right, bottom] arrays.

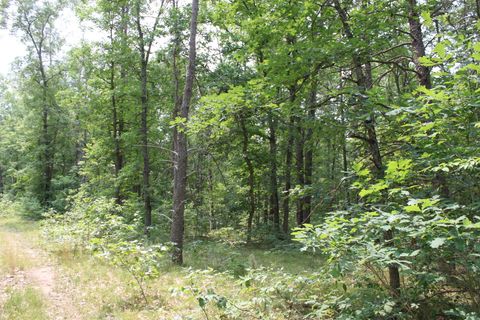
[[282, 88, 295, 234], [171, 0, 199, 264], [304, 79, 317, 224], [407, 0, 432, 89], [268, 113, 280, 232], [295, 118, 305, 226], [239, 115, 256, 242], [135, 2, 163, 232]]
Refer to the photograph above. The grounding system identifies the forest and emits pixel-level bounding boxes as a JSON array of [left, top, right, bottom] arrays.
[[0, 0, 479, 319]]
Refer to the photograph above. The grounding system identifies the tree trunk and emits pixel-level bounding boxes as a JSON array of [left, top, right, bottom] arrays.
[[295, 118, 305, 226], [140, 59, 152, 231], [304, 79, 317, 224], [110, 59, 123, 205], [282, 89, 295, 234], [407, 0, 431, 89], [0, 166, 3, 193], [333, 0, 401, 296], [171, 0, 199, 264], [268, 113, 280, 232], [135, 3, 155, 233], [172, 0, 182, 187], [39, 57, 53, 206], [340, 104, 350, 206], [239, 116, 255, 242], [407, 0, 450, 200]]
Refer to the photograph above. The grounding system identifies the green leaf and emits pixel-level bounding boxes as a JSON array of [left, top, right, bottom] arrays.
[[418, 56, 438, 67], [421, 11, 433, 28], [433, 42, 446, 59], [404, 204, 421, 213]]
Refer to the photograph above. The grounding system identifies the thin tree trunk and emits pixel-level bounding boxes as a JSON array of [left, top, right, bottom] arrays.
[[110, 59, 123, 204], [111, 5, 129, 205], [304, 79, 317, 224], [340, 103, 350, 206], [0, 166, 3, 193], [282, 89, 295, 234], [208, 168, 215, 231], [135, 2, 159, 233], [268, 113, 280, 232], [295, 118, 305, 226], [171, 0, 199, 264], [140, 59, 152, 231], [239, 116, 255, 242], [172, 0, 182, 185]]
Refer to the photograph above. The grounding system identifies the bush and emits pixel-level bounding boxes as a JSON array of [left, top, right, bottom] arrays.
[[293, 180, 480, 318], [0, 194, 42, 219], [42, 194, 169, 303]]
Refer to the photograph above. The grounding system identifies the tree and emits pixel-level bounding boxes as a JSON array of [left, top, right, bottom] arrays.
[[11, 0, 63, 206], [171, 0, 199, 264], [134, 0, 164, 232]]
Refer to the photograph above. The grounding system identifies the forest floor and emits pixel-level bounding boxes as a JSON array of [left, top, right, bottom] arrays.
[[0, 216, 79, 319], [0, 215, 322, 320]]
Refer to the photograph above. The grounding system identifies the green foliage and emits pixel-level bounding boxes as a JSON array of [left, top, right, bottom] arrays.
[[90, 238, 169, 304], [42, 194, 169, 303]]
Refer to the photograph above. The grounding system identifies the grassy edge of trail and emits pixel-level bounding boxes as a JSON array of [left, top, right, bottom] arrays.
[[0, 214, 326, 320]]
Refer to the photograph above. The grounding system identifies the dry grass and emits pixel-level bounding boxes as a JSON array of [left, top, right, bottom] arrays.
[[0, 287, 48, 320], [0, 220, 36, 274], [0, 215, 323, 319]]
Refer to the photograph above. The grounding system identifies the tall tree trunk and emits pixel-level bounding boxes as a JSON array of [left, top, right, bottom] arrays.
[[333, 0, 401, 296], [110, 59, 123, 204], [295, 118, 305, 226], [39, 57, 53, 206], [111, 5, 129, 205], [304, 79, 317, 224], [140, 59, 152, 231], [171, 0, 199, 264], [340, 103, 350, 206], [268, 113, 280, 232], [22, 9, 54, 206], [135, 2, 157, 233], [282, 88, 295, 234], [42, 87, 52, 205], [208, 168, 215, 231], [0, 166, 3, 193], [172, 0, 182, 185], [239, 116, 256, 242]]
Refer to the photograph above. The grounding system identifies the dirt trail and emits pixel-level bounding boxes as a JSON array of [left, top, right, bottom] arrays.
[[0, 220, 80, 320]]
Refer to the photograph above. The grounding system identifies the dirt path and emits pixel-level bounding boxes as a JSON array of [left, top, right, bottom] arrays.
[[0, 219, 80, 320]]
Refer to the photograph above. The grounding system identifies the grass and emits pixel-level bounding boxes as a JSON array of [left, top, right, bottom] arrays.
[[41, 239, 325, 319], [0, 212, 326, 319], [0, 217, 39, 275], [0, 234, 30, 274], [0, 287, 48, 320]]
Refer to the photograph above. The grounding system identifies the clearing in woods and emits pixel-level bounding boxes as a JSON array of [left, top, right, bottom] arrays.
[[0, 217, 79, 320]]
